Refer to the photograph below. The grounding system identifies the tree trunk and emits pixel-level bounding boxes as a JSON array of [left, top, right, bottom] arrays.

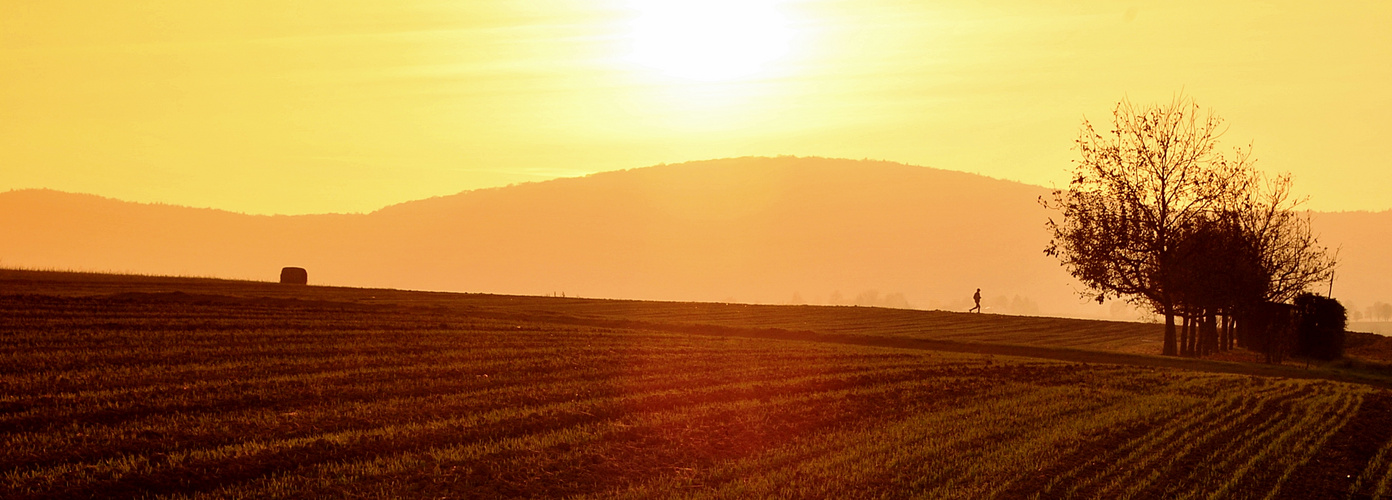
[[1163, 304, 1178, 356], [1234, 309, 1248, 349], [1204, 310, 1219, 355], [1180, 313, 1191, 356], [1222, 313, 1233, 351], [1191, 313, 1202, 356], [1219, 312, 1228, 351], [1219, 313, 1230, 352], [1199, 314, 1207, 355]]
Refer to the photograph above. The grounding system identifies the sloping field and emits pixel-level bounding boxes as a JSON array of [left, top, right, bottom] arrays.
[[518, 300, 1166, 353], [3, 271, 1392, 498], [0, 270, 1161, 351], [9, 270, 1389, 386]]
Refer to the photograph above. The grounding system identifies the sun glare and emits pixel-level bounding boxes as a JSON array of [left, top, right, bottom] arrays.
[[628, 0, 793, 82]]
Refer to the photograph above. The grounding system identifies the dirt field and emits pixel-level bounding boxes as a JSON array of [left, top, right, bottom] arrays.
[[3, 270, 1391, 499]]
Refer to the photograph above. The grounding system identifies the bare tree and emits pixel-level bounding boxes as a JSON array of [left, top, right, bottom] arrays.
[[1227, 171, 1336, 304], [1045, 95, 1249, 355]]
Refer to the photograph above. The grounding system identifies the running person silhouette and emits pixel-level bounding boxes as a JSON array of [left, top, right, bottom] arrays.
[[969, 288, 982, 313]]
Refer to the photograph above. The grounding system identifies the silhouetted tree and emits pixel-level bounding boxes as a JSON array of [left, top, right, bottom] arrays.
[[1046, 96, 1337, 357], [1226, 171, 1336, 305], [1168, 218, 1261, 356], [1045, 96, 1248, 355], [1215, 171, 1336, 361], [1245, 301, 1298, 364]]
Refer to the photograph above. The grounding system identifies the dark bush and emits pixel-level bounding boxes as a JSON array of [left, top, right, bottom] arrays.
[[1294, 293, 1346, 360]]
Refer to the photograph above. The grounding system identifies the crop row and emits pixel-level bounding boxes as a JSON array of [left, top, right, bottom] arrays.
[[2, 294, 1389, 499]]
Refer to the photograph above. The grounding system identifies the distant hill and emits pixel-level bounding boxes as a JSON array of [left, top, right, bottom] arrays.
[[2, 156, 1387, 318]]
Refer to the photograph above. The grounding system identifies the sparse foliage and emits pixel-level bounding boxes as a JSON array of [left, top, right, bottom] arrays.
[[1227, 171, 1337, 304], [1045, 95, 1336, 357]]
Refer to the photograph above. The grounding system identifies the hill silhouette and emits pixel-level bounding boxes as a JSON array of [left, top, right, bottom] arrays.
[[2, 156, 1387, 319]]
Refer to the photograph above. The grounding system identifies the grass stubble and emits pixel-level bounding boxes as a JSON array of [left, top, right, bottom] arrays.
[[2, 285, 1391, 499]]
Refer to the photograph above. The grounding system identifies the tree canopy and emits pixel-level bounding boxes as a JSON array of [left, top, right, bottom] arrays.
[[1045, 96, 1335, 356]]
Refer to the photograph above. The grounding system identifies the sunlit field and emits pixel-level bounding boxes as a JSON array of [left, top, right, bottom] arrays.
[[6, 1, 1391, 499], [3, 272, 1391, 499]]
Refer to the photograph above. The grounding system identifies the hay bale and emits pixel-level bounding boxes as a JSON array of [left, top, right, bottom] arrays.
[[279, 267, 308, 285]]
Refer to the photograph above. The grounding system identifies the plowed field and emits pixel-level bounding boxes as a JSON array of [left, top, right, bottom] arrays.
[[2, 270, 1390, 499]]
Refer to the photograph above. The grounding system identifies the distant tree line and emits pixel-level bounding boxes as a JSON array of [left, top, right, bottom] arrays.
[[1044, 95, 1342, 361], [1352, 301, 1392, 322]]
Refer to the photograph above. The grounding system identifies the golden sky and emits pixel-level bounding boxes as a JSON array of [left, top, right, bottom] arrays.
[[3, 0, 1389, 215]]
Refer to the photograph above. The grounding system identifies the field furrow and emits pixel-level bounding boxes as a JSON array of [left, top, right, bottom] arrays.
[[3, 284, 1389, 499]]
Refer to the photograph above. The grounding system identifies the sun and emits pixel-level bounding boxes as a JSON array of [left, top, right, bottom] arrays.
[[628, 0, 793, 82]]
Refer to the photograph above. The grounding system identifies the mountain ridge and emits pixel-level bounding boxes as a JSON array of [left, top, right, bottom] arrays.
[[2, 156, 1387, 319]]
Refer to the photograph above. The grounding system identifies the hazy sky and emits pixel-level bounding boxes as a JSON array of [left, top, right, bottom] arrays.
[[3, 0, 1389, 215]]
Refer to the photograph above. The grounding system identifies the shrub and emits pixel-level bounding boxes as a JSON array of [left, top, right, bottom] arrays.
[[1294, 293, 1346, 360]]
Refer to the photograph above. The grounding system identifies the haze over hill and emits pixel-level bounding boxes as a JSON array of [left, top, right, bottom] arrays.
[[2, 157, 1387, 319]]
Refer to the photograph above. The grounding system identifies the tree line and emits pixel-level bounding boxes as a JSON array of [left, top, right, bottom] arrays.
[[1044, 95, 1342, 361], [1353, 302, 1392, 322]]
